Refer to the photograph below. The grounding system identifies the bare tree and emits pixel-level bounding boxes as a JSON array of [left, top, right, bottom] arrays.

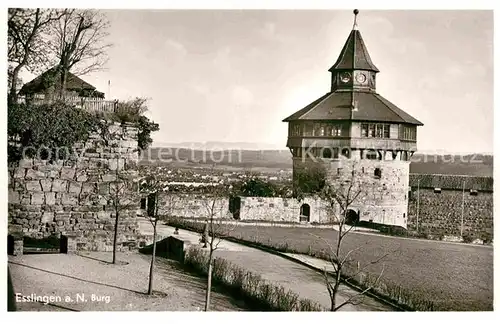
[[139, 169, 177, 295], [7, 8, 62, 102], [304, 161, 390, 311], [199, 183, 235, 311], [107, 157, 138, 265], [49, 9, 111, 95]]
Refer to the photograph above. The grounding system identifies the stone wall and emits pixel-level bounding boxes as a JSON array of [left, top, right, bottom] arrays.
[[293, 155, 410, 228], [155, 193, 333, 224], [237, 197, 331, 223], [8, 122, 141, 251], [407, 188, 493, 241], [155, 194, 229, 219]]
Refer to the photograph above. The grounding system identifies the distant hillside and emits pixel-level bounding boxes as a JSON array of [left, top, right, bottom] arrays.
[[141, 148, 493, 177], [141, 148, 292, 170], [410, 153, 493, 177], [153, 141, 284, 150]]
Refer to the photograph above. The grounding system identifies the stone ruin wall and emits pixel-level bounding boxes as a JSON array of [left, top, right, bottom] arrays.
[[236, 196, 330, 223], [407, 189, 493, 241], [155, 193, 332, 224], [8, 123, 141, 252], [156, 194, 229, 219]]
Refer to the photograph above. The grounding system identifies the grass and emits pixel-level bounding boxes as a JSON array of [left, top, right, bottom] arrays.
[[168, 218, 493, 311], [183, 245, 323, 311]]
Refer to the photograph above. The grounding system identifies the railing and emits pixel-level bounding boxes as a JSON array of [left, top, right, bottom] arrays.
[[18, 94, 117, 113]]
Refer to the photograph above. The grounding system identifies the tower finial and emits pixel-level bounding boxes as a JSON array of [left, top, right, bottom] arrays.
[[353, 9, 359, 30]]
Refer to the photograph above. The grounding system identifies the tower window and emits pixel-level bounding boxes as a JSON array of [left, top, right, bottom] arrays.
[[290, 123, 301, 136], [333, 125, 342, 137], [361, 124, 368, 137], [361, 123, 390, 138], [384, 124, 390, 138], [401, 125, 417, 141], [374, 168, 382, 179], [304, 123, 313, 136], [326, 125, 332, 136], [369, 124, 376, 137]]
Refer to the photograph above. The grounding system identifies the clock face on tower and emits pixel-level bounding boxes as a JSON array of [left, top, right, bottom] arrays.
[[340, 72, 351, 83], [356, 73, 367, 83]]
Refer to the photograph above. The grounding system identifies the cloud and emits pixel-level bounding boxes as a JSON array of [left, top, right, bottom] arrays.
[[231, 85, 254, 107], [393, 39, 426, 56], [363, 16, 395, 38], [191, 83, 211, 96], [257, 21, 291, 43], [261, 22, 276, 37], [212, 46, 232, 68], [165, 39, 187, 55], [445, 64, 465, 78]]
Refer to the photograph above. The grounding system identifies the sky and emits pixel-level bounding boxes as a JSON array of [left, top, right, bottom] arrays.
[[18, 9, 494, 154]]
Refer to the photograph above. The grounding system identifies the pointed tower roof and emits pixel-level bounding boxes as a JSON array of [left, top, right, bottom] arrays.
[[328, 10, 379, 72]]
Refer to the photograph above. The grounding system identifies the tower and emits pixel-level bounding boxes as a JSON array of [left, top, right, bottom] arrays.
[[282, 10, 423, 228]]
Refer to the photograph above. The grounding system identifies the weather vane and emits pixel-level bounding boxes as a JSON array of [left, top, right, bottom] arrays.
[[353, 9, 359, 30]]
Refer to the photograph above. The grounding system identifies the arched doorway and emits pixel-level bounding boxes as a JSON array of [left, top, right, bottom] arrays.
[[300, 203, 310, 222], [345, 209, 359, 225]]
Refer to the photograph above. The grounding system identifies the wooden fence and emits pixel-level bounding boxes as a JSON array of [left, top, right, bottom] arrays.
[[18, 94, 117, 113]]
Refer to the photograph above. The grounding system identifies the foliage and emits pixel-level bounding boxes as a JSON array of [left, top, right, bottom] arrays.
[[233, 177, 279, 197], [112, 97, 148, 123], [108, 97, 160, 150], [7, 101, 100, 163], [8, 9, 112, 100], [8, 9, 64, 103], [228, 176, 293, 198], [7, 96, 160, 164], [8, 65, 23, 94], [50, 9, 112, 87], [137, 115, 160, 150], [183, 245, 323, 311], [293, 164, 327, 199]]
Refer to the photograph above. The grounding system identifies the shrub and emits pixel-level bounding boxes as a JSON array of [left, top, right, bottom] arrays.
[[299, 298, 321, 311], [183, 245, 322, 311], [274, 286, 299, 311], [462, 234, 475, 243], [8, 101, 100, 163], [212, 257, 231, 282]]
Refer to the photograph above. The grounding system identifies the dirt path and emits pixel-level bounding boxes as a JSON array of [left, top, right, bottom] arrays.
[[8, 251, 248, 311]]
